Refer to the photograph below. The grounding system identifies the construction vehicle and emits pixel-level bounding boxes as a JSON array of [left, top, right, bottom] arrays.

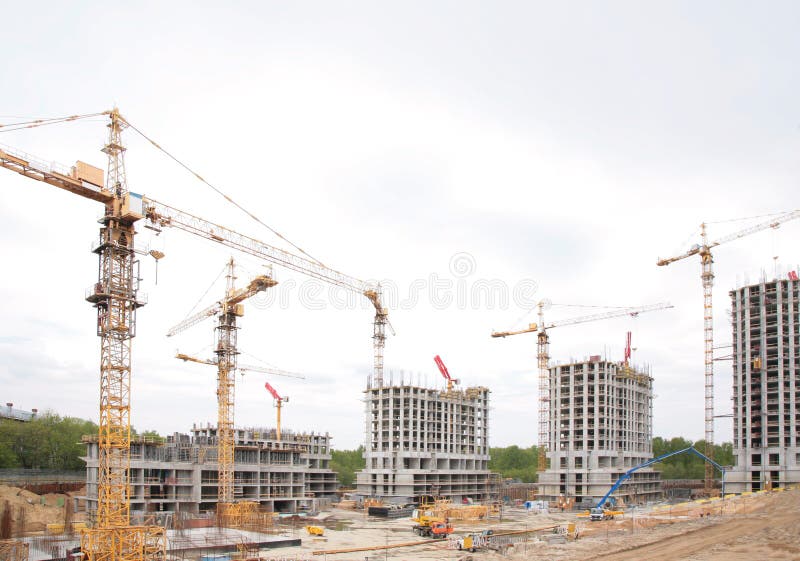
[[587, 499, 624, 521], [433, 354, 459, 391], [657, 212, 800, 492], [411, 506, 448, 537], [264, 382, 288, 441], [305, 525, 324, 536], [492, 302, 673, 472], [588, 446, 726, 521], [426, 521, 454, 539], [455, 530, 493, 552]]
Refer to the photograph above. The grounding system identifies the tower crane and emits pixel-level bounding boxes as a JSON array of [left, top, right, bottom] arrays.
[[0, 111, 166, 561], [264, 383, 288, 441], [433, 355, 459, 391], [168, 258, 276, 508], [657, 210, 800, 493], [0, 108, 391, 561], [492, 302, 673, 473]]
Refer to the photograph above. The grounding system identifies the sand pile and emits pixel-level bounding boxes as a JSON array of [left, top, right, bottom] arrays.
[[0, 484, 83, 534]]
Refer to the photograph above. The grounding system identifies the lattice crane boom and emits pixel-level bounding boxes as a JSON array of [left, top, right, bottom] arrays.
[[657, 210, 800, 267], [176, 353, 305, 379], [656, 211, 800, 494], [167, 274, 277, 337], [141, 196, 394, 384], [491, 302, 674, 338], [492, 301, 673, 473], [1, 143, 394, 382]]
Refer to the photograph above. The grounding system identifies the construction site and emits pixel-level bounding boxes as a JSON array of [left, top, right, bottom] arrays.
[[2, 6, 800, 556], [0, 105, 799, 561]]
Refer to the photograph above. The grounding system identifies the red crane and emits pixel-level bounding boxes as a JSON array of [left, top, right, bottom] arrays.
[[433, 355, 460, 391], [265, 382, 289, 441], [624, 331, 632, 365]]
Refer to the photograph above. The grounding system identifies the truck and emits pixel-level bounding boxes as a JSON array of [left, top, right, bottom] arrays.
[[428, 521, 454, 539], [411, 508, 454, 538], [588, 446, 726, 521]]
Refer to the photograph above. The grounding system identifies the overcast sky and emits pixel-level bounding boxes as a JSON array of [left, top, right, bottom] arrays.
[[1, 1, 798, 450]]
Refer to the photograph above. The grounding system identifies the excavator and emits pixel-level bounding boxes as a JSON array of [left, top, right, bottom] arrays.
[[588, 446, 726, 521]]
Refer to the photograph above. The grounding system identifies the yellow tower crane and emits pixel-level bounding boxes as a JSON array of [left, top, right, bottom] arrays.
[[168, 258, 275, 508], [492, 302, 673, 473], [169, 258, 303, 510], [0, 108, 391, 560], [657, 211, 800, 494], [0, 111, 166, 561]]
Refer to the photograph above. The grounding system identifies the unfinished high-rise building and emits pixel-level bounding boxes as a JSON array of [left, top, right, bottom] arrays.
[[82, 424, 337, 516], [727, 276, 800, 492], [355, 372, 496, 502], [537, 359, 662, 505]]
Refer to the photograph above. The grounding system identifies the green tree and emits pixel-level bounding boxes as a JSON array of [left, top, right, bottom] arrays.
[[489, 445, 539, 482], [137, 429, 166, 444], [0, 421, 21, 468], [0, 412, 97, 470], [330, 446, 365, 487], [651, 437, 733, 479]]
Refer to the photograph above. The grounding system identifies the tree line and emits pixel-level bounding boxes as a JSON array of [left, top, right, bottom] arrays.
[[0, 413, 163, 470], [0, 415, 734, 482], [488, 439, 734, 482], [0, 413, 97, 470]]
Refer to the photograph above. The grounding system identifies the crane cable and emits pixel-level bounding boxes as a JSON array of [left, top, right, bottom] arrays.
[[0, 110, 326, 267], [120, 115, 326, 267], [706, 211, 786, 225], [0, 112, 107, 133]]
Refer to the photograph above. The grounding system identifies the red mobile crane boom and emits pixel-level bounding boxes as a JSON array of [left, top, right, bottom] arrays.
[[433, 355, 459, 391], [265, 382, 289, 441]]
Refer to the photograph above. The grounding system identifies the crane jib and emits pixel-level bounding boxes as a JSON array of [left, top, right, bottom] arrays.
[[138, 195, 385, 314]]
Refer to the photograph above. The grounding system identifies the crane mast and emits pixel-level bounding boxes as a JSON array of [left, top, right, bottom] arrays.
[[536, 304, 549, 473], [700, 224, 715, 494], [216, 260, 240, 505], [94, 109, 137, 529], [492, 302, 673, 473]]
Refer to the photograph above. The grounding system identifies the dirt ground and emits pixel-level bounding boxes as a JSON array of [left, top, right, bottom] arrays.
[[0, 484, 85, 533], [291, 488, 800, 561], [541, 489, 800, 561], [2, 484, 798, 561]]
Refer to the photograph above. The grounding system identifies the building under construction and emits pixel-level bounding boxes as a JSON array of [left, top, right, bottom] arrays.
[[537, 358, 662, 505], [355, 371, 497, 502], [82, 424, 337, 516], [727, 275, 800, 492]]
